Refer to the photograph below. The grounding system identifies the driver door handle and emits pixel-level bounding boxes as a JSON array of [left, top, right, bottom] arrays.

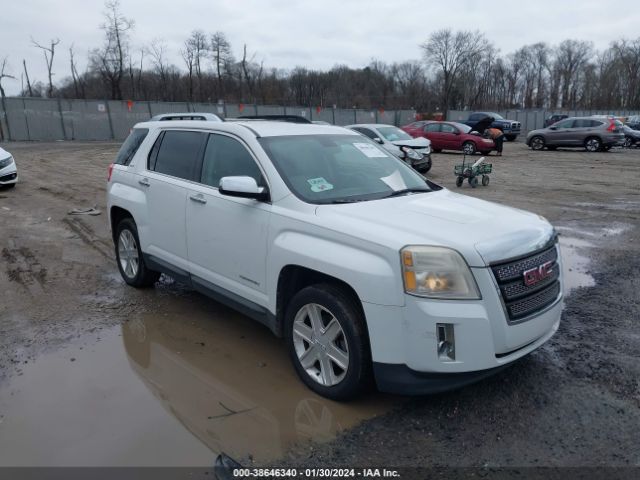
[[138, 178, 150, 187], [189, 194, 207, 205]]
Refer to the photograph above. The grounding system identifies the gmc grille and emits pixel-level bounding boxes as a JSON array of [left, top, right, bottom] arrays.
[[491, 245, 561, 323]]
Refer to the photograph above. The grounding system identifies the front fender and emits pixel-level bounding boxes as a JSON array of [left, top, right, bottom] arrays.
[[267, 230, 403, 312]]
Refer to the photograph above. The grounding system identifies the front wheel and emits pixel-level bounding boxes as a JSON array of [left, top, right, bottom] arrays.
[[624, 137, 632, 148], [530, 136, 545, 151], [462, 141, 476, 155], [469, 176, 478, 188], [584, 137, 601, 152], [482, 175, 490, 186], [115, 218, 161, 287], [456, 176, 464, 187], [286, 284, 372, 400]]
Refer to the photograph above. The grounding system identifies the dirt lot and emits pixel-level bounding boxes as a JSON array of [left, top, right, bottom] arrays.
[[0, 140, 638, 469]]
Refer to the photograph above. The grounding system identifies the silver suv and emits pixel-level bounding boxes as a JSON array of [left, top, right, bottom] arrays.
[[527, 116, 625, 152]]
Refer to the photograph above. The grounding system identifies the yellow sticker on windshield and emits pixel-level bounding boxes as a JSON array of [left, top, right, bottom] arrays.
[[307, 177, 334, 192]]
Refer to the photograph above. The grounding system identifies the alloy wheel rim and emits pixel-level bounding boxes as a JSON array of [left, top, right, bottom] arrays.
[[586, 139, 599, 151], [463, 144, 474, 155], [118, 229, 139, 279], [292, 303, 349, 387], [532, 138, 543, 149]]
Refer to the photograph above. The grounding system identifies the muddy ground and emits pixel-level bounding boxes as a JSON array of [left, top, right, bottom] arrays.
[[0, 140, 638, 469]]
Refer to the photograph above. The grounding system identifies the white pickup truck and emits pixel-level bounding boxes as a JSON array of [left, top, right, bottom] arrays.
[[107, 120, 563, 400]]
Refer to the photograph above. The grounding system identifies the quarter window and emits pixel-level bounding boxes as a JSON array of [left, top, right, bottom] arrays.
[[200, 134, 264, 188], [115, 128, 148, 165], [151, 130, 207, 180]]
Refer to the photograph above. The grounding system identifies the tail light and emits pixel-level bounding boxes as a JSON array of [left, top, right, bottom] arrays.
[[107, 163, 114, 181], [607, 120, 616, 132]]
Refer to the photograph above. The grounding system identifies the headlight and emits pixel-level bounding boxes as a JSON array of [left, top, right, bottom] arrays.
[[482, 139, 493, 143], [401, 246, 480, 299], [400, 146, 421, 160], [423, 145, 431, 154], [0, 156, 14, 169]]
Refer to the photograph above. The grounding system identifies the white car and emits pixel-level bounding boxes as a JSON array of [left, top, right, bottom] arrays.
[[347, 124, 432, 173], [0, 147, 18, 188], [107, 121, 563, 400]]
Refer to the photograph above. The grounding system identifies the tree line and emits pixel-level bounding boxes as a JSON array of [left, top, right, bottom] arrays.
[[1, 0, 639, 114]]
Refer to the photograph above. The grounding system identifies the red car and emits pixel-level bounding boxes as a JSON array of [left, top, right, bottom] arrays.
[[402, 121, 495, 155]]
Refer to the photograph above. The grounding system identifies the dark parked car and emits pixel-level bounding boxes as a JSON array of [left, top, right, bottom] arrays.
[[625, 115, 640, 130], [622, 125, 640, 148], [526, 116, 625, 152], [402, 121, 495, 155], [463, 112, 521, 141], [544, 114, 569, 127]]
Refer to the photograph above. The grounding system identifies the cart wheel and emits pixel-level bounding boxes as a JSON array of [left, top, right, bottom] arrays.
[[456, 176, 463, 187], [469, 176, 478, 188], [482, 175, 490, 186]]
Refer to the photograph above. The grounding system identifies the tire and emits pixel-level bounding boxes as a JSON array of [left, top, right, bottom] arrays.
[[469, 176, 478, 188], [417, 158, 432, 174], [624, 137, 632, 148], [285, 283, 372, 400], [456, 176, 464, 187], [584, 137, 601, 152], [115, 217, 161, 288], [505, 135, 517, 142], [462, 141, 476, 155], [530, 136, 545, 151], [482, 175, 490, 186]]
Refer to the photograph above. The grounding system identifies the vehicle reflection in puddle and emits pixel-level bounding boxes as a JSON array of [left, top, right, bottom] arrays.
[[558, 236, 596, 294], [123, 308, 395, 464], [0, 301, 394, 466]]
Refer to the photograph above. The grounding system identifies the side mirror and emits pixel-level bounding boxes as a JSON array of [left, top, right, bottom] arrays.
[[373, 137, 384, 144], [219, 176, 269, 201]]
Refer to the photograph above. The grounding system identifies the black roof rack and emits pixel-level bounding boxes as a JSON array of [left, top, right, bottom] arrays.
[[237, 115, 312, 124]]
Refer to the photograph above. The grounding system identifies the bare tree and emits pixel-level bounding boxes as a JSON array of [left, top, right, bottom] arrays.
[[421, 29, 486, 112], [554, 40, 593, 108], [31, 37, 60, 97], [148, 40, 169, 100], [22, 59, 33, 97], [0, 57, 16, 99], [69, 44, 84, 98], [211, 32, 233, 99], [90, 0, 134, 99], [181, 39, 196, 101]]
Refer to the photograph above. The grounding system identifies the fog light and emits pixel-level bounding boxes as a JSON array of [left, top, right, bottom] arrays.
[[437, 323, 456, 361]]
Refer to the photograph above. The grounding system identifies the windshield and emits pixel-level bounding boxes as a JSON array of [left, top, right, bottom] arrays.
[[259, 135, 431, 204], [452, 122, 472, 134], [376, 126, 412, 142]]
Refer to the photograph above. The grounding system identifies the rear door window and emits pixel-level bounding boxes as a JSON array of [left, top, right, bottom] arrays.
[[425, 123, 440, 133], [555, 119, 575, 129], [440, 124, 457, 134], [115, 128, 148, 165], [150, 130, 207, 181]]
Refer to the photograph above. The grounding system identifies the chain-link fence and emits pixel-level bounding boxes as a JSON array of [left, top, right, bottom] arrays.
[[447, 109, 640, 134], [0, 96, 416, 142]]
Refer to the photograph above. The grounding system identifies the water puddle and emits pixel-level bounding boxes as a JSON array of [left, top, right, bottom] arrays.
[[0, 304, 394, 466], [558, 236, 596, 294]]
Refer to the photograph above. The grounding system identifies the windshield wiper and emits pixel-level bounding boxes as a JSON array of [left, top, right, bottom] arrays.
[[326, 198, 365, 204], [383, 188, 431, 198]]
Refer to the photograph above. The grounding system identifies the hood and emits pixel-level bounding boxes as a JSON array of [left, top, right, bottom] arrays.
[[0, 147, 11, 161], [315, 189, 555, 267], [390, 137, 430, 149]]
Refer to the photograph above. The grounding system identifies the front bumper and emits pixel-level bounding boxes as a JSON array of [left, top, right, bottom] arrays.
[[362, 265, 563, 395], [0, 162, 18, 185]]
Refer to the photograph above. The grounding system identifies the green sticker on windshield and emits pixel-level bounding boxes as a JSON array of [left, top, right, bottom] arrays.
[[307, 177, 334, 192]]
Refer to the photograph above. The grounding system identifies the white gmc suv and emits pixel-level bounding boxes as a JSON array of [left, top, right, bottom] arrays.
[[107, 120, 563, 400]]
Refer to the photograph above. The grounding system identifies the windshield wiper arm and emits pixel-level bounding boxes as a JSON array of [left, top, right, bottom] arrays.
[[384, 188, 431, 198]]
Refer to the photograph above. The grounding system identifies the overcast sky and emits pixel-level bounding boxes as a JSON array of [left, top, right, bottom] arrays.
[[1, 0, 639, 96]]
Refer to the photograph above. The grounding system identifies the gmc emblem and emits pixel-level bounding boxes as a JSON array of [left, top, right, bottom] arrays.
[[523, 261, 554, 286]]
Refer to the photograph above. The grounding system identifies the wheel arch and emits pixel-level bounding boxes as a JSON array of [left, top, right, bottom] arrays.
[[110, 206, 134, 243], [274, 265, 367, 338]]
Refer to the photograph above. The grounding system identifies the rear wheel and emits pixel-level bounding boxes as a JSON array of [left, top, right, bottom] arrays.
[[530, 136, 545, 151], [624, 137, 632, 148], [482, 175, 490, 186], [505, 135, 517, 142], [462, 141, 476, 155], [115, 218, 161, 287], [456, 176, 464, 187], [285, 284, 371, 400], [584, 137, 601, 152], [469, 176, 478, 188]]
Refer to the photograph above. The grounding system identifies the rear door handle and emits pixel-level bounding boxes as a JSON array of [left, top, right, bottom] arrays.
[[189, 194, 207, 204], [138, 178, 150, 187]]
